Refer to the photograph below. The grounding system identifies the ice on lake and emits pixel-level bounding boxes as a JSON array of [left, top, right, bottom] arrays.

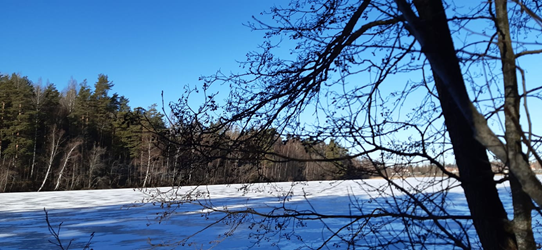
[[0, 177, 539, 249]]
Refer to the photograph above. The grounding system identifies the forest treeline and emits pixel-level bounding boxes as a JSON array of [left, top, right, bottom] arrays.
[[0, 73, 452, 192], [0, 73, 365, 192], [0, 73, 165, 192]]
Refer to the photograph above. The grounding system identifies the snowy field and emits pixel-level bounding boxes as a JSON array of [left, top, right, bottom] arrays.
[[0, 177, 540, 249]]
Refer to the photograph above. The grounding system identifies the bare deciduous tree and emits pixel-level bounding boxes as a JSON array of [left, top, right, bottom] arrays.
[[38, 126, 64, 192], [54, 139, 82, 191], [158, 0, 542, 249]]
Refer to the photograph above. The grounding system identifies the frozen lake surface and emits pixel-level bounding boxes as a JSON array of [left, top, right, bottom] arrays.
[[0, 177, 540, 249]]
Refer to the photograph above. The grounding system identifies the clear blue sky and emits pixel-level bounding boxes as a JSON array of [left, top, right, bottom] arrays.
[[1, 1, 540, 146], [0, 0, 284, 109]]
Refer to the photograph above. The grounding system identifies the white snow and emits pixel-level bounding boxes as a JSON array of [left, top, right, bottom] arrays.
[[0, 177, 539, 249]]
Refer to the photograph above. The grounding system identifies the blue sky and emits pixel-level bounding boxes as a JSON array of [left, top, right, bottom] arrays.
[[1, 0, 541, 157], [0, 0, 284, 109]]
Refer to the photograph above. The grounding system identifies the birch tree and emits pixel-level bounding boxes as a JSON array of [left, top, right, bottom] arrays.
[[38, 126, 64, 192], [54, 139, 82, 190]]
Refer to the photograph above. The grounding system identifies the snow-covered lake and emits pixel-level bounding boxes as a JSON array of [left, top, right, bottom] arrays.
[[0, 177, 539, 249]]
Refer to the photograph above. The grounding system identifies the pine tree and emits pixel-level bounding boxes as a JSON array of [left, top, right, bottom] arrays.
[[0, 74, 36, 190], [67, 80, 92, 189], [90, 74, 115, 148], [30, 81, 61, 184]]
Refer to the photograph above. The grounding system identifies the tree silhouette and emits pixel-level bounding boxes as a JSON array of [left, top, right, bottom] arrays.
[[163, 0, 542, 248]]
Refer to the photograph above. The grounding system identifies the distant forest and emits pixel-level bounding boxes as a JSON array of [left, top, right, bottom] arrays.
[[0, 73, 452, 192]]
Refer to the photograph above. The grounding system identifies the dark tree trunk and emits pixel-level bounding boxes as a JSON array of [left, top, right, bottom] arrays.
[[434, 76, 517, 249], [494, 0, 536, 248], [408, 0, 517, 248]]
